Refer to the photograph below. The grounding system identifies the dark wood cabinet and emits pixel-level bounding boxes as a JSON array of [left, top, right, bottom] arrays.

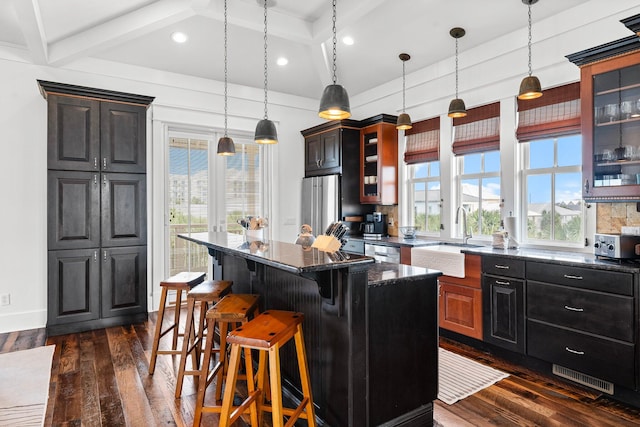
[[304, 128, 341, 175], [482, 256, 526, 353], [438, 254, 483, 340], [40, 80, 154, 335], [568, 34, 640, 201], [360, 115, 398, 205]]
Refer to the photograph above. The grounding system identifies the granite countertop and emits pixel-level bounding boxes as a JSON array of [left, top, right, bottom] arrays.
[[349, 235, 440, 247], [366, 261, 442, 285], [463, 246, 640, 273], [180, 232, 375, 274]]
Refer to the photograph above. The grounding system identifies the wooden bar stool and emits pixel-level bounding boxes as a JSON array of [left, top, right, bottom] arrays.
[[149, 271, 206, 375], [175, 279, 233, 398], [219, 310, 316, 427], [193, 294, 260, 426]]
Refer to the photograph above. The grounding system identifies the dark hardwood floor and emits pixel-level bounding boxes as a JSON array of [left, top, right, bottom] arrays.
[[2, 312, 640, 426]]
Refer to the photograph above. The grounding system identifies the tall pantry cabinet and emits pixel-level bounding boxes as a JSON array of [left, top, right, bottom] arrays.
[[38, 81, 154, 335]]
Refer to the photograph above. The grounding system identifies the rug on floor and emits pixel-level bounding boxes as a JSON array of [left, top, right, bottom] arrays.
[[0, 345, 55, 426], [438, 347, 509, 405]]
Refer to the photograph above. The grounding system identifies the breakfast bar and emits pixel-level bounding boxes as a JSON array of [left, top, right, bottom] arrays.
[[180, 232, 442, 427]]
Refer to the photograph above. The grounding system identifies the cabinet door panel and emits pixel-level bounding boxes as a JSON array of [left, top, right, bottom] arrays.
[[439, 281, 482, 340], [48, 170, 100, 250], [482, 275, 525, 353], [305, 134, 322, 173], [101, 102, 146, 173], [47, 249, 100, 325], [102, 246, 147, 317], [321, 129, 340, 170], [101, 173, 147, 247], [47, 95, 100, 171]]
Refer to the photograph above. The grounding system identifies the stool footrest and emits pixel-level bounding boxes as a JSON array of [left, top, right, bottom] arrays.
[[228, 389, 262, 425]]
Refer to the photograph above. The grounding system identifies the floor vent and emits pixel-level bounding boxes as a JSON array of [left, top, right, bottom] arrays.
[[552, 364, 614, 395]]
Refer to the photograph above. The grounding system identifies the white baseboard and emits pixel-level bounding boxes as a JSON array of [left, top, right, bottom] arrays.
[[0, 309, 47, 334]]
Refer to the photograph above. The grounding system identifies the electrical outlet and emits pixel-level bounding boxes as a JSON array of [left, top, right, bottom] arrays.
[[0, 294, 10, 306]]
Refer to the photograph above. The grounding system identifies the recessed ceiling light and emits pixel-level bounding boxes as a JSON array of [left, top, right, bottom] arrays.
[[171, 32, 188, 43], [276, 57, 288, 66], [342, 36, 354, 46]]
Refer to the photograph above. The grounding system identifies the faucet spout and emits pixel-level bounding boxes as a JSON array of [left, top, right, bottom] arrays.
[[455, 206, 472, 244]]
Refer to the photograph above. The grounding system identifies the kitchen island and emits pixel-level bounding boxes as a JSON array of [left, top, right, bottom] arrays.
[[180, 232, 441, 427]]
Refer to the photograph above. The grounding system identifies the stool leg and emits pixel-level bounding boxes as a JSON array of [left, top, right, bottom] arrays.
[[219, 344, 242, 427], [214, 320, 229, 403], [149, 287, 169, 375], [193, 316, 217, 427], [175, 296, 196, 398], [171, 289, 183, 351], [255, 349, 269, 427], [295, 325, 316, 426], [244, 347, 259, 427], [268, 344, 284, 427]]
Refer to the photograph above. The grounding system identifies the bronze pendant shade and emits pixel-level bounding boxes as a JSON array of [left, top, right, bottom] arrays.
[[518, 0, 543, 100], [217, 136, 235, 155], [396, 52, 412, 130]]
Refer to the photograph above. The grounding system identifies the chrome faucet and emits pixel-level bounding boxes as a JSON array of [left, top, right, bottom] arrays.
[[455, 206, 472, 244]]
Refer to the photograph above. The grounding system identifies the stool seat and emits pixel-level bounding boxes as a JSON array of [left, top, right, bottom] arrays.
[[148, 271, 206, 375], [228, 310, 303, 349], [174, 279, 233, 398], [208, 294, 261, 321]]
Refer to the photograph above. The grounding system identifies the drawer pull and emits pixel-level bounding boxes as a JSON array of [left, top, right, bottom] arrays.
[[564, 305, 584, 312], [565, 347, 585, 356], [494, 265, 510, 269], [495, 280, 511, 286], [563, 274, 583, 280]]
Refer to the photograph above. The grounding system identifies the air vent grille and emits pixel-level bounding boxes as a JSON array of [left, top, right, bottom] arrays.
[[552, 364, 614, 395]]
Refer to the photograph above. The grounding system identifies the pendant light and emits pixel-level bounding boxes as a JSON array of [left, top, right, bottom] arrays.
[[396, 53, 412, 130], [217, 0, 235, 156], [254, 0, 278, 144], [447, 27, 467, 118], [318, 0, 351, 120], [518, 0, 543, 100]]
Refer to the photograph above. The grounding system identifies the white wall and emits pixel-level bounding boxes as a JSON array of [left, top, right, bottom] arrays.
[[1, 0, 639, 333]]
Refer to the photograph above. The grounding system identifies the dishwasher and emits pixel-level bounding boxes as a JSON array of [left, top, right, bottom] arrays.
[[364, 243, 400, 263]]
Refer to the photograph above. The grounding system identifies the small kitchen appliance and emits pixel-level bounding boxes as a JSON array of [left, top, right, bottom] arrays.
[[594, 233, 640, 259], [363, 213, 388, 238]]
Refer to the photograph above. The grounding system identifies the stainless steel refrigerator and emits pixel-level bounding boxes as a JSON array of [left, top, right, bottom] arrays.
[[301, 174, 340, 237]]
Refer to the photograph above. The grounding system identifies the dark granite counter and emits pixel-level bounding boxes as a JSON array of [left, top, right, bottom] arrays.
[[367, 261, 441, 285], [462, 246, 640, 273]]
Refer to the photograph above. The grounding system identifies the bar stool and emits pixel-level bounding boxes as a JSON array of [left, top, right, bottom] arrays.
[[193, 293, 261, 426], [175, 279, 233, 398], [219, 310, 316, 427], [149, 271, 206, 375]]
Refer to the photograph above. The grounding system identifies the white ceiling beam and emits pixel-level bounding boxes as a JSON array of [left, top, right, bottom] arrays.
[[13, 0, 47, 64], [47, 0, 198, 66]]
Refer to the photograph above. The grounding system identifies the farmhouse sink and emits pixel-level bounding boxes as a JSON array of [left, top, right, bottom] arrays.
[[411, 243, 481, 278]]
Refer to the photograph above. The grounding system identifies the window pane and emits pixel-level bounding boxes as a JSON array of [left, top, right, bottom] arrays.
[[529, 139, 554, 169], [414, 163, 428, 178], [461, 178, 479, 235], [413, 182, 426, 231], [484, 151, 500, 173], [463, 153, 482, 174], [527, 174, 552, 240], [481, 177, 501, 235], [426, 182, 441, 232], [226, 142, 262, 235], [430, 161, 440, 177], [555, 172, 583, 242], [557, 135, 582, 167]]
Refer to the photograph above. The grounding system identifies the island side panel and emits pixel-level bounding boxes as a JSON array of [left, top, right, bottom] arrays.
[[367, 276, 439, 426]]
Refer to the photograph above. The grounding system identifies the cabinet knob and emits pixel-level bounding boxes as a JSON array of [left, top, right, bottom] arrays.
[[584, 179, 590, 194], [103, 158, 107, 169]]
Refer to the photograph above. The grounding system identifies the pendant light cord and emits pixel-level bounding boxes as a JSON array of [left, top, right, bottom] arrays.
[[527, 2, 533, 77], [263, 0, 269, 120], [455, 37, 459, 99], [402, 59, 406, 112], [223, 0, 229, 136], [331, 0, 337, 85]]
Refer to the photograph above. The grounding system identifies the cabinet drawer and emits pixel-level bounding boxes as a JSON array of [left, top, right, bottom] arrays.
[[482, 256, 525, 279], [342, 239, 364, 255], [527, 281, 634, 342], [527, 262, 633, 296], [527, 320, 635, 388]]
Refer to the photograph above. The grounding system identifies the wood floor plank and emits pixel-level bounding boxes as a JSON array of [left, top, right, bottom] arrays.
[[43, 335, 62, 427], [50, 334, 82, 425], [93, 328, 127, 426], [78, 330, 101, 426]]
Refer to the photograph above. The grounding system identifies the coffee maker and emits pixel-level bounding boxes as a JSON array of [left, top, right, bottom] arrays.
[[363, 212, 388, 238]]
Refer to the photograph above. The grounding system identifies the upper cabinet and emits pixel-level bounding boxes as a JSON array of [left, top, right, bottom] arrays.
[[360, 115, 398, 205], [302, 119, 361, 177], [568, 26, 640, 201]]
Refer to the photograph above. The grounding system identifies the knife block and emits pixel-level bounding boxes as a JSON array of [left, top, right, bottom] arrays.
[[311, 235, 342, 253]]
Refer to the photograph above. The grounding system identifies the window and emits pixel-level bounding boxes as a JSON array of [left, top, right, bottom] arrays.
[[407, 161, 441, 233], [457, 151, 501, 236], [522, 135, 583, 244]]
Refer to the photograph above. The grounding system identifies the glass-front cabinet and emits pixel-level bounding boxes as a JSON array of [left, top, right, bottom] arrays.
[[359, 116, 398, 205], [570, 39, 640, 201]]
